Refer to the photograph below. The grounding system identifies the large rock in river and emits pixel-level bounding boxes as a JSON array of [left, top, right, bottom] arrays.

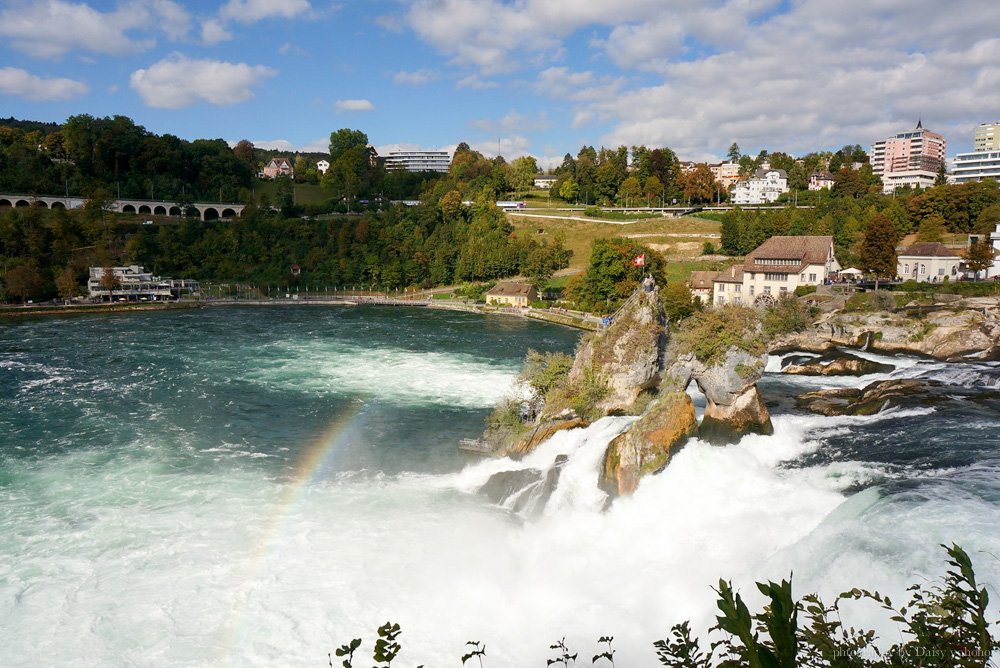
[[699, 384, 773, 443], [782, 351, 895, 376], [600, 391, 697, 496]]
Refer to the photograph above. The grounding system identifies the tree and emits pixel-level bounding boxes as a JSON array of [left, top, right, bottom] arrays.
[[965, 238, 997, 280], [55, 265, 80, 300], [558, 176, 579, 203], [510, 156, 539, 196], [232, 139, 256, 169], [662, 281, 695, 322], [916, 214, 947, 242], [643, 175, 663, 206], [858, 213, 898, 280], [100, 266, 120, 302], [5, 263, 45, 303], [727, 142, 740, 163], [934, 161, 948, 186], [616, 176, 642, 206], [682, 164, 717, 203]]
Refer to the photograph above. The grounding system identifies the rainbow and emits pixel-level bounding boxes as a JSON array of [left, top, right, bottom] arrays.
[[221, 399, 367, 664]]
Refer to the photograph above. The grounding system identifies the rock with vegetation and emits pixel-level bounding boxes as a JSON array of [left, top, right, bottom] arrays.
[[567, 289, 666, 415], [795, 378, 947, 416], [600, 391, 697, 496]]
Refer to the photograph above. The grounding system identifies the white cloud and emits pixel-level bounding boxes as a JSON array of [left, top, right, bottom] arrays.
[[456, 74, 499, 90], [129, 55, 276, 109], [470, 111, 551, 134], [0, 0, 190, 58], [393, 69, 436, 85], [335, 98, 375, 112], [246, 137, 330, 153], [0, 67, 89, 101], [201, 19, 233, 44], [218, 0, 312, 23]]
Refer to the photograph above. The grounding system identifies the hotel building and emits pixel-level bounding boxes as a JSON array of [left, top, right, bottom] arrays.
[[870, 121, 946, 193]]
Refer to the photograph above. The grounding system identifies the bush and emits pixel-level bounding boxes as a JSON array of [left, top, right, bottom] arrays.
[[793, 284, 817, 297], [519, 349, 574, 398], [702, 241, 717, 255], [674, 307, 765, 366]]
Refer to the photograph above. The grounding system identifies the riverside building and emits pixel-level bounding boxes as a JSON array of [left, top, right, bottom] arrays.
[[87, 266, 199, 302]]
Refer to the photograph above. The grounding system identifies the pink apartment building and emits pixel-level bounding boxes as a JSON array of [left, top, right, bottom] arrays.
[[870, 120, 946, 193]]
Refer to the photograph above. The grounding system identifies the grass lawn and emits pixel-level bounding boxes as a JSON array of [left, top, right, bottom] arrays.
[[509, 214, 722, 271], [253, 181, 330, 206]]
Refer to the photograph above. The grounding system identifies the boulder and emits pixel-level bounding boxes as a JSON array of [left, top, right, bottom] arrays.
[[507, 418, 589, 457], [600, 391, 697, 496], [782, 352, 895, 376], [796, 378, 946, 416], [700, 384, 773, 443], [479, 454, 569, 515]]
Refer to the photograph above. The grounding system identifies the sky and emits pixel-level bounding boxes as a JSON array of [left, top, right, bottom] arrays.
[[1, 0, 999, 168]]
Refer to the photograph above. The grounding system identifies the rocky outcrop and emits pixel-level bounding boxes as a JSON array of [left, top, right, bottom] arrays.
[[479, 454, 569, 515], [568, 290, 666, 414], [600, 391, 697, 496], [782, 352, 895, 376], [795, 379, 947, 416], [506, 418, 588, 457], [667, 345, 772, 442], [775, 299, 1000, 361], [699, 385, 773, 443]]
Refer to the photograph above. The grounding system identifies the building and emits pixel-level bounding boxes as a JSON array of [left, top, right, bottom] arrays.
[[384, 151, 451, 173], [262, 156, 294, 179], [896, 242, 962, 282], [316, 159, 330, 174], [712, 265, 745, 306], [974, 122, 1000, 152], [808, 170, 835, 191], [731, 168, 789, 205], [870, 120, 946, 193], [87, 266, 199, 302], [534, 176, 557, 189], [687, 271, 718, 304], [970, 222, 1000, 278], [709, 162, 741, 188], [713, 236, 839, 306], [485, 282, 537, 307]]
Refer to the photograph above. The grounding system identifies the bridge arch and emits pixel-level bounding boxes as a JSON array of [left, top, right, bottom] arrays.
[[0, 198, 11, 207], [203, 207, 220, 221], [169, 206, 182, 216], [222, 208, 237, 219], [122, 204, 137, 214], [15, 199, 31, 207], [138, 205, 152, 215], [154, 205, 167, 215], [51, 201, 65, 209]]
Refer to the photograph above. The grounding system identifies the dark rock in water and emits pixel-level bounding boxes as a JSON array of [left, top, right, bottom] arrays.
[[478, 454, 570, 515], [699, 384, 774, 444], [796, 379, 949, 416], [782, 351, 895, 377]]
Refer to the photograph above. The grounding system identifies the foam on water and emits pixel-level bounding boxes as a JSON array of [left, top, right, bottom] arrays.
[[245, 339, 522, 407]]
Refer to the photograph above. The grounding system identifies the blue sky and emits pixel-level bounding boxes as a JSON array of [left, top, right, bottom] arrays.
[[1, 0, 998, 167]]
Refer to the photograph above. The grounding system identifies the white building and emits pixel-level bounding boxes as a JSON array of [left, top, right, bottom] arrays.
[[88, 266, 199, 302], [384, 151, 451, 173], [687, 271, 718, 304], [896, 243, 962, 283], [731, 168, 789, 205], [970, 223, 1000, 279], [808, 170, 835, 191], [974, 122, 1000, 152], [952, 150, 1000, 184], [316, 159, 330, 174], [534, 176, 557, 189], [714, 236, 839, 306]]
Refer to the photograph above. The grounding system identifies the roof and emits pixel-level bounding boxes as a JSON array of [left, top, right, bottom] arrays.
[[713, 265, 745, 283], [486, 282, 535, 296], [268, 156, 292, 168], [898, 242, 961, 258], [810, 170, 834, 180], [688, 271, 719, 289], [753, 167, 788, 179], [744, 236, 834, 273]]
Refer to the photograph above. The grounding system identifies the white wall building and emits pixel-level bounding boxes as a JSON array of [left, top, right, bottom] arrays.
[[88, 266, 199, 302], [896, 243, 962, 282], [714, 236, 839, 306], [952, 150, 1000, 184], [384, 151, 451, 173], [731, 168, 788, 205], [316, 159, 330, 174]]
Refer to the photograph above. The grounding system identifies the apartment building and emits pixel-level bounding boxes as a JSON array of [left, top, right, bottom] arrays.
[[731, 168, 789, 205], [870, 120, 946, 193], [953, 122, 1000, 184], [384, 151, 451, 173]]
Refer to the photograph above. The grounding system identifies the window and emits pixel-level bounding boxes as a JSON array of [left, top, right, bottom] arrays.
[[733, 297, 741, 305], [779, 287, 787, 296], [809, 273, 816, 282], [718, 283, 725, 292], [920, 264, 926, 275], [904, 263, 910, 274], [764, 286, 771, 295], [734, 284, 741, 293], [764, 273, 788, 281], [938, 267, 946, 276], [750, 285, 755, 296], [717, 296, 725, 306]]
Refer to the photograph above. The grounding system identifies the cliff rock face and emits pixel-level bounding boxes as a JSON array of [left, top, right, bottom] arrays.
[[600, 391, 697, 496], [506, 418, 588, 457], [667, 345, 772, 442], [569, 290, 666, 414]]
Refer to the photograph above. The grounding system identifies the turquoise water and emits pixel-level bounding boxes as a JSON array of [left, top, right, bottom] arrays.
[[2, 307, 999, 667]]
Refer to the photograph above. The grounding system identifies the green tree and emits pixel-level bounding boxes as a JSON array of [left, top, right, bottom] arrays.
[[916, 214, 947, 242], [858, 213, 898, 279], [727, 142, 741, 163], [643, 175, 663, 206], [662, 281, 695, 321], [509, 155, 538, 197], [965, 238, 997, 280], [616, 176, 642, 206], [55, 265, 80, 300], [559, 176, 579, 203], [5, 263, 45, 303]]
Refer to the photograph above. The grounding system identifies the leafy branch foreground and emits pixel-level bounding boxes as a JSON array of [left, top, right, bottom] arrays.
[[329, 546, 996, 667]]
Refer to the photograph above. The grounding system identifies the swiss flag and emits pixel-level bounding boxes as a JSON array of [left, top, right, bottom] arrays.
[[633, 254, 645, 266]]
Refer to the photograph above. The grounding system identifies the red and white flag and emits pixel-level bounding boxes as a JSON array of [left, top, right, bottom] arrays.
[[633, 254, 645, 266]]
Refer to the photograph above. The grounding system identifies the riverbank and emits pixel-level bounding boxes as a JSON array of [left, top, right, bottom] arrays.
[[0, 301, 202, 319]]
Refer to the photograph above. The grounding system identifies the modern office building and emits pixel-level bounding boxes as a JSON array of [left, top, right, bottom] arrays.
[[384, 151, 451, 173], [870, 120, 946, 193], [87, 266, 199, 302], [974, 122, 1000, 152]]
